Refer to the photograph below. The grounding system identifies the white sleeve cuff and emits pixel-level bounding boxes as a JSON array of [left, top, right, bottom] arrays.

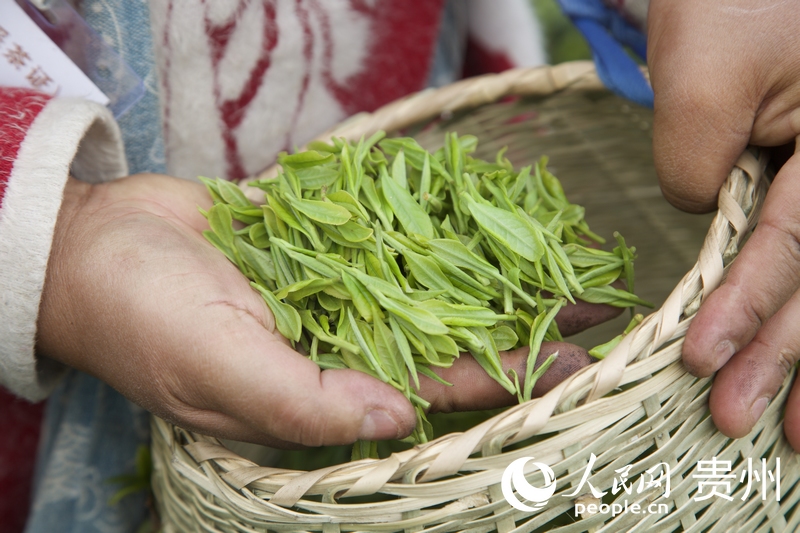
[[0, 99, 128, 401]]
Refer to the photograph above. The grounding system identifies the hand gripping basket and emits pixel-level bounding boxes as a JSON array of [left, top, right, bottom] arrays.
[[151, 62, 798, 532]]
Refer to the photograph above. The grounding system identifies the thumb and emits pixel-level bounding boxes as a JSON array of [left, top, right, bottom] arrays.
[[165, 301, 418, 447], [648, 4, 758, 213]]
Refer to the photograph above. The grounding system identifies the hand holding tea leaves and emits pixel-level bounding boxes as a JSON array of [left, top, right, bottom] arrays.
[[196, 132, 647, 449], [37, 174, 417, 447], [34, 133, 646, 450], [648, 0, 800, 451]]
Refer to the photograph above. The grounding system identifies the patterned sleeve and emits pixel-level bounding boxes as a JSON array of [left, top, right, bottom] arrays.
[[0, 88, 128, 401]]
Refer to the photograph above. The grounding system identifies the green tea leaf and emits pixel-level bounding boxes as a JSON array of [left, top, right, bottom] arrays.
[[374, 292, 448, 335], [296, 165, 340, 189], [374, 318, 405, 387], [466, 326, 515, 394], [251, 283, 302, 342], [341, 271, 378, 323], [317, 291, 343, 312], [248, 222, 271, 248], [416, 365, 452, 387], [614, 231, 636, 297], [326, 190, 370, 220], [203, 230, 235, 263], [419, 152, 431, 211], [389, 317, 418, 389], [490, 325, 519, 351], [403, 251, 454, 293], [379, 137, 451, 181], [236, 238, 276, 281], [270, 239, 339, 278], [316, 353, 348, 370], [380, 169, 434, 239], [347, 308, 389, 382], [275, 277, 337, 301], [391, 149, 407, 188], [462, 196, 544, 262], [525, 351, 558, 397], [216, 178, 252, 208], [279, 150, 335, 169], [524, 299, 565, 400], [288, 197, 352, 226], [416, 300, 511, 327], [579, 286, 653, 308], [578, 264, 623, 288], [427, 239, 499, 278], [207, 203, 235, 247], [198, 176, 222, 202], [427, 334, 460, 360], [267, 194, 306, 235], [338, 220, 374, 242]]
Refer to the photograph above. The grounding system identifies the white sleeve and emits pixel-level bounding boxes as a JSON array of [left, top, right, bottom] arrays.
[[0, 96, 127, 401]]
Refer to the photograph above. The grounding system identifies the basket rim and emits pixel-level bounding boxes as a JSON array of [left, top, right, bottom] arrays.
[[155, 61, 773, 521]]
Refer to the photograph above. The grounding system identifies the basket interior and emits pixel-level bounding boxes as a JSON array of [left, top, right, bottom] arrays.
[[228, 88, 715, 469]]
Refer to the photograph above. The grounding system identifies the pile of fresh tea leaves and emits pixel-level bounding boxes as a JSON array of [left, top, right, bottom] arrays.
[[200, 132, 650, 454]]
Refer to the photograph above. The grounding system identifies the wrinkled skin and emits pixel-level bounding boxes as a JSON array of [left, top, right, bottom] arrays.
[[648, 0, 800, 450], [37, 174, 613, 448]]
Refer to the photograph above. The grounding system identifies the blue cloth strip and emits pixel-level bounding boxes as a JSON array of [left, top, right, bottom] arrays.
[[556, 0, 654, 108]]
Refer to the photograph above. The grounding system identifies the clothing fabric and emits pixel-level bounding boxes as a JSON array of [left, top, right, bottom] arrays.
[[0, 1, 546, 532], [0, 388, 43, 533], [559, 0, 652, 107], [25, 373, 152, 533]]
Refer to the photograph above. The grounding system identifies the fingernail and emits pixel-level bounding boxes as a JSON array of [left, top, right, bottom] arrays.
[[359, 409, 400, 440], [713, 340, 736, 364], [751, 397, 769, 424]]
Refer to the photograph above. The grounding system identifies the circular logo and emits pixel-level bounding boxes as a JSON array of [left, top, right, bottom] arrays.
[[501, 457, 557, 512]]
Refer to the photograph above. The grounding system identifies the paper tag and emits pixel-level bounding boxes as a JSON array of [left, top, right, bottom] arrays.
[[0, 0, 109, 105]]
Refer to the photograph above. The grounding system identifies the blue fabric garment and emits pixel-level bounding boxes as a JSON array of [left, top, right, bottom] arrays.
[[427, 0, 468, 89], [25, 371, 151, 533], [556, 0, 654, 108], [80, 0, 167, 175]]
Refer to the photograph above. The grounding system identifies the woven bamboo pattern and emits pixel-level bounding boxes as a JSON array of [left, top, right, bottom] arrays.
[[151, 62, 799, 532]]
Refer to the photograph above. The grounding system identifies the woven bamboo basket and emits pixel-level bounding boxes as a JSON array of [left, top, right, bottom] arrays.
[[151, 61, 799, 532]]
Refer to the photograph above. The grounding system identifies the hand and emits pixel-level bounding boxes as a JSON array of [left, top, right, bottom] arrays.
[[648, 0, 800, 449], [36, 174, 616, 448]]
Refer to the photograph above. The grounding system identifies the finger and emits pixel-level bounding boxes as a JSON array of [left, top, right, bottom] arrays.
[[544, 284, 626, 337], [555, 298, 625, 337], [420, 342, 593, 413], [648, 5, 757, 213], [683, 154, 800, 376], [707, 287, 800, 438]]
